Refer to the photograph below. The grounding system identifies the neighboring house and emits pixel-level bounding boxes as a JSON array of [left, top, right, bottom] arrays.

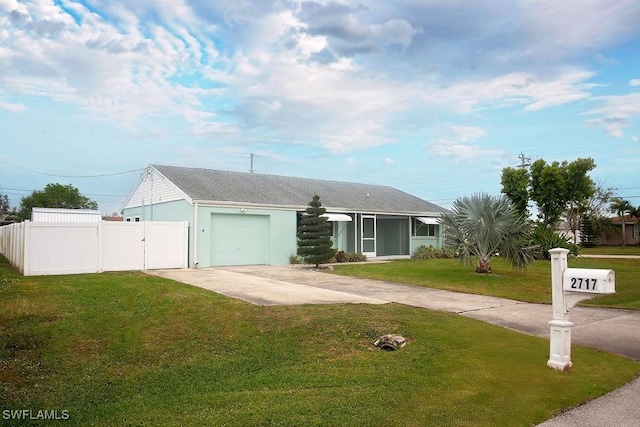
[[121, 165, 448, 267], [598, 215, 639, 246], [556, 220, 581, 244], [31, 207, 102, 222]]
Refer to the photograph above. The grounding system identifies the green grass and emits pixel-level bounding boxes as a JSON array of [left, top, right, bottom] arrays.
[[332, 257, 640, 309], [1, 258, 638, 426], [580, 245, 640, 256]]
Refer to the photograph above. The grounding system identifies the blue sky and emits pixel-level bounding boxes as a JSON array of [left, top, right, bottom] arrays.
[[1, 0, 639, 215]]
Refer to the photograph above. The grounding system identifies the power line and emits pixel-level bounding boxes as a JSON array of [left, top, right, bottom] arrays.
[[1, 156, 144, 178], [0, 187, 127, 197]]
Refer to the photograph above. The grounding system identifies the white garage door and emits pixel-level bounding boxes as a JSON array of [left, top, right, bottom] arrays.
[[210, 214, 270, 266]]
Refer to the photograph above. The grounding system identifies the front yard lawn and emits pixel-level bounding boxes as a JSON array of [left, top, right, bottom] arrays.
[[331, 257, 640, 310], [580, 246, 640, 256], [1, 257, 638, 426]]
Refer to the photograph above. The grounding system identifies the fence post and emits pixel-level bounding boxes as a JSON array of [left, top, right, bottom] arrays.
[[142, 220, 147, 271], [97, 221, 103, 273], [23, 221, 30, 276]]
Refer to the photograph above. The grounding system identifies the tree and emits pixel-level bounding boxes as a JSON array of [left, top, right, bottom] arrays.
[[17, 183, 98, 221], [0, 192, 18, 225], [593, 216, 618, 241], [609, 197, 634, 246], [500, 167, 530, 218], [438, 193, 536, 274], [565, 183, 612, 246], [501, 157, 596, 227], [296, 195, 337, 267], [579, 214, 598, 248]]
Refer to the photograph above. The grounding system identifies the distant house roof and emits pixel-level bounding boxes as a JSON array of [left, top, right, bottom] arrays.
[[612, 215, 638, 224], [31, 208, 102, 222], [151, 164, 447, 215]]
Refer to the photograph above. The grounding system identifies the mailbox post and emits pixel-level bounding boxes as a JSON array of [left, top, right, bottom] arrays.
[[547, 248, 615, 370]]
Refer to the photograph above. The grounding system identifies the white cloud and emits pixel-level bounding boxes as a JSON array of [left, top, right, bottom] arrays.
[[630, 79, 640, 87], [370, 18, 421, 48], [427, 69, 595, 114], [586, 92, 640, 137], [428, 125, 503, 162], [0, 0, 225, 135], [449, 125, 487, 142], [0, 101, 27, 112]]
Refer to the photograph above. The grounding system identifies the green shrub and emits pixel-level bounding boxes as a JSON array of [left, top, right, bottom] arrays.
[[334, 250, 347, 263], [411, 245, 457, 259], [289, 254, 302, 264], [530, 226, 579, 260], [333, 250, 367, 263]]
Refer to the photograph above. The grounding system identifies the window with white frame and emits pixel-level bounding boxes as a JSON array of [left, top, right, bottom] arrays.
[[412, 218, 436, 237]]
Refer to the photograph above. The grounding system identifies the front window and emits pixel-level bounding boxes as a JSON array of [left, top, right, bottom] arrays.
[[413, 218, 436, 237]]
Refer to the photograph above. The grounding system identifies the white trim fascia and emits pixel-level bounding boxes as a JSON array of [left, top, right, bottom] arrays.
[[191, 200, 446, 217], [120, 174, 144, 213], [191, 200, 303, 211]]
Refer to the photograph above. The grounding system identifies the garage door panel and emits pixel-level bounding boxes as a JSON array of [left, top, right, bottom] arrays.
[[211, 214, 270, 266]]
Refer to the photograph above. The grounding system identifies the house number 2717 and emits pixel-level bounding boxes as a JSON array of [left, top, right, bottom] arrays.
[[570, 277, 597, 290]]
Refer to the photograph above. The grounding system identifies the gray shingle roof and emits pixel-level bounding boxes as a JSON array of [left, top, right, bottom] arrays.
[[152, 164, 447, 214]]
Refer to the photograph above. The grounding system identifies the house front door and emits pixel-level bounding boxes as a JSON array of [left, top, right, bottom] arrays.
[[361, 215, 376, 257]]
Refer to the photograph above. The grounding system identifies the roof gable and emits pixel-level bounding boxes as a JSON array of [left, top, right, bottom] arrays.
[[150, 164, 447, 214], [122, 167, 190, 210]]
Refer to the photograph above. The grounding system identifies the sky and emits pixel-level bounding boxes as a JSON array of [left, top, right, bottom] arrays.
[[1, 0, 640, 216]]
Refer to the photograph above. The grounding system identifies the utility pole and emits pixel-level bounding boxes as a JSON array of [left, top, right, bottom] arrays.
[[249, 153, 260, 173], [517, 152, 531, 169]]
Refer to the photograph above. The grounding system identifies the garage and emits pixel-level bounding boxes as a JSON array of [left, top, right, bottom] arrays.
[[210, 214, 270, 266]]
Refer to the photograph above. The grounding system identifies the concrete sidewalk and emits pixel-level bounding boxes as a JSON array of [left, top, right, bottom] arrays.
[[148, 264, 640, 426]]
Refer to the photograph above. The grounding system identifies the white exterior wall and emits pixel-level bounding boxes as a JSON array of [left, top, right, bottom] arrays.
[[0, 221, 188, 276], [123, 167, 185, 210], [32, 208, 102, 222]]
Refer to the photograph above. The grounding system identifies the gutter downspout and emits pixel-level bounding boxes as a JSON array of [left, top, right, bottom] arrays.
[[193, 201, 199, 268]]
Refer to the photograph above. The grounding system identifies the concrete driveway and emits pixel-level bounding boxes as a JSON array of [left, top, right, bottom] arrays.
[[147, 266, 388, 306]]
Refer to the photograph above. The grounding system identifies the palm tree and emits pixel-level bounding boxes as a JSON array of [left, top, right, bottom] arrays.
[[438, 193, 536, 274], [609, 197, 633, 246]]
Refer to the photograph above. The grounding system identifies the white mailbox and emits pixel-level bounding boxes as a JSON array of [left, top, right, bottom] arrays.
[[563, 268, 615, 294]]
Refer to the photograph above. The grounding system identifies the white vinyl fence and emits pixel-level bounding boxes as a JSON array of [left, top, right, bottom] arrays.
[[0, 221, 188, 276]]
